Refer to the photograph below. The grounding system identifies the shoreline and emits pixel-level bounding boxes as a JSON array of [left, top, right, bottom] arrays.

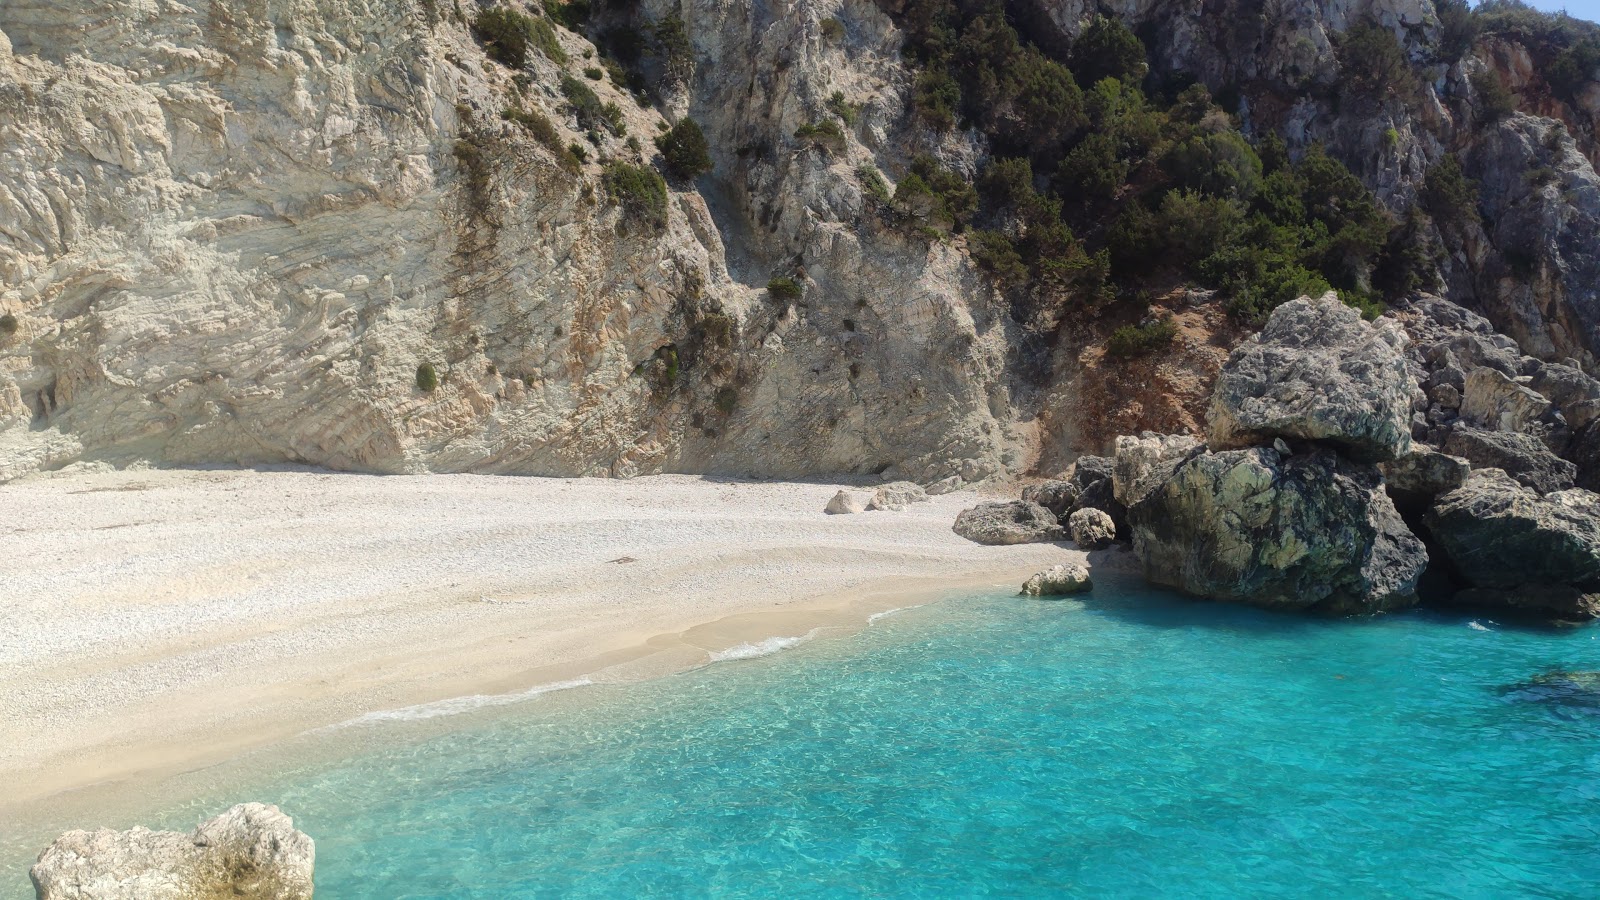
[[0, 467, 1088, 831]]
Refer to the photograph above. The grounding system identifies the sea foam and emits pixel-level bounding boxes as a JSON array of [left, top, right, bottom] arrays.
[[329, 677, 595, 728]]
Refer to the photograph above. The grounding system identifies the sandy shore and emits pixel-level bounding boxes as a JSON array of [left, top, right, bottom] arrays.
[[0, 467, 1084, 819]]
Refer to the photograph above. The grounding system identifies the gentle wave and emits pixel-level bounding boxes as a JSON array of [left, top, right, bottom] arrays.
[[868, 604, 924, 624], [1468, 620, 1495, 632], [708, 631, 819, 663], [327, 677, 595, 728]]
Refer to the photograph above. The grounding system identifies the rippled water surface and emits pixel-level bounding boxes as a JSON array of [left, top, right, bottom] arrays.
[[13, 575, 1600, 897]]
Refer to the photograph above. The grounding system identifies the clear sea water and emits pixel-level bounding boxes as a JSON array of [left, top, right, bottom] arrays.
[[9, 574, 1600, 897]]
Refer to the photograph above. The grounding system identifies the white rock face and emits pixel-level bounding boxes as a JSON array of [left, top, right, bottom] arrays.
[[0, 0, 1029, 482], [30, 803, 314, 900]]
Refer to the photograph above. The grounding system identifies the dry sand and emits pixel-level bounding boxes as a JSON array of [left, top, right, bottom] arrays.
[[0, 467, 1085, 818]]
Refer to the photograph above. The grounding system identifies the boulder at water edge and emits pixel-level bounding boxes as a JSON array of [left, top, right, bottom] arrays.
[[1425, 469, 1600, 618], [1128, 447, 1427, 613], [1068, 508, 1117, 550], [952, 501, 1064, 545], [31, 803, 314, 900], [1020, 564, 1093, 597], [1208, 293, 1416, 462]]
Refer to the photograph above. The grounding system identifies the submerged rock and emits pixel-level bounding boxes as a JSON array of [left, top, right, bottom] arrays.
[[1067, 508, 1117, 550], [1208, 293, 1416, 462], [1503, 671, 1600, 715], [31, 803, 314, 900], [1020, 564, 1093, 597], [1129, 447, 1427, 613], [1426, 470, 1600, 619], [952, 501, 1064, 545]]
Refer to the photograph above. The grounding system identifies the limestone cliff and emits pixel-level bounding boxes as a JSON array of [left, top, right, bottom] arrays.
[[3, 0, 1600, 482]]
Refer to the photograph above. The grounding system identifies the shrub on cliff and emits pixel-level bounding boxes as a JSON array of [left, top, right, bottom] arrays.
[[766, 277, 802, 301], [1071, 16, 1148, 87], [655, 118, 713, 180], [416, 362, 439, 393], [1106, 317, 1178, 358], [602, 162, 668, 230], [474, 8, 565, 69]]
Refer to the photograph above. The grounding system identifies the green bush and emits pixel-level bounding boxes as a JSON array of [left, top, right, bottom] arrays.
[[766, 276, 803, 301], [655, 118, 714, 180], [0, 313, 16, 335], [416, 362, 439, 392], [714, 386, 739, 415], [602, 162, 669, 230], [892, 156, 976, 230], [1071, 16, 1147, 87], [502, 106, 582, 173], [1106, 317, 1178, 358], [546, 0, 589, 31], [912, 68, 960, 132], [453, 137, 493, 216], [473, 8, 536, 69], [584, 66, 604, 80], [821, 17, 845, 41], [1057, 133, 1128, 200], [795, 120, 846, 146], [1473, 71, 1517, 121], [1161, 131, 1263, 201], [1436, 0, 1480, 61], [530, 16, 567, 65], [561, 73, 619, 133], [857, 164, 891, 203], [1422, 154, 1480, 223], [1336, 23, 1420, 103], [969, 230, 1029, 284], [826, 91, 859, 126], [1156, 190, 1243, 268]]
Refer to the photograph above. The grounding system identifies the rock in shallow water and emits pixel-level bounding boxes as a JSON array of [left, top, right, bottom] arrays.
[[1208, 293, 1416, 462], [1425, 469, 1600, 619], [952, 501, 1064, 545], [31, 802, 314, 900], [1020, 564, 1093, 596], [1129, 447, 1427, 613]]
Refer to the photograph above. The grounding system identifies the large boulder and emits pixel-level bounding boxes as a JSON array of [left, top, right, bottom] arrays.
[[824, 490, 870, 515], [1067, 508, 1117, 550], [1113, 433, 1202, 506], [1129, 447, 1427, 613], [1208, 293, 1416, 462], [1425, 469, 1600, 619], [1020, 564, 1093, 597], [952, 501, 1064, 545], [31, 803, 314, 900], [1380, 449, 1471, 514], [1460, 367, 1552, 433], [1441, 427, 1577, 494], [1021, 479, 1079, 520]]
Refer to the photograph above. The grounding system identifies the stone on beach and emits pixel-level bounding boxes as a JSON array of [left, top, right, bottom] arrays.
[[1020, 564, 1093, 597], [1067, 508, 1117, 550], [867, 481, 929, 512], [825, 490, 871, 514], [31, 803, 314, 900], [952, 501, 1064, 545]]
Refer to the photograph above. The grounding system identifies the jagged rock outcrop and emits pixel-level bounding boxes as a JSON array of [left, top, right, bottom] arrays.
[[1381, 448, 1470, 513], [30, 803, 314, 900], [952, 501, 1063, 546], [1426, 469, 1600, 618], [1067, 507, 1116, 550], [1112, 433, 1201, 507], [1021, 479, 1079, 521], [1208, 294, 1416, 462], [1441, 427, 1577, 494], [1020, 563, 1092, 597], [1128, 446, 1428, 613]]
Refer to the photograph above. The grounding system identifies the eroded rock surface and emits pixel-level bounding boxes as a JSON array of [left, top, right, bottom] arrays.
[[31, 803, 314, 900], [952, 501, 1063, 546], [1067, 507, 1117, 550], [1208, 294, 1416, 462], [1129, 447, 1427, 613], [1020, 563, 1092, 597]]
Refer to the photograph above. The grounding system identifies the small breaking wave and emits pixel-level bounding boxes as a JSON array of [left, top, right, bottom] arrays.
[[1468, 620, 1495, 632], [707, 631, 819, 663], [868, 604, 924, 624], [327, 677, 595, 728]]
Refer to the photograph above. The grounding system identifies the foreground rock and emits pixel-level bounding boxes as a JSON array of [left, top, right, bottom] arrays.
[[824, 490, 870, 515], [1067, 508, 1117, 550], [1020, 564, 1093, 597], [1129, 447, 1427, 613], [952, 502, 1064, 545], [1021, 480, 1079, 520], [1208, 293, 1415, 462], [1426, 470, 1600, 618], [31, 803, 314, 900]]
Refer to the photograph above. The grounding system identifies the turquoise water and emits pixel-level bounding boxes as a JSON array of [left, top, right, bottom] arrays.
[[13, 575, 1600, 897]]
